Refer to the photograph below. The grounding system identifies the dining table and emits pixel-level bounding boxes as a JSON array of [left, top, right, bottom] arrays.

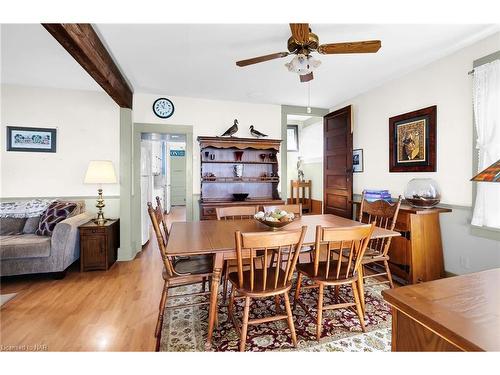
[[167, 213, 401, 349]]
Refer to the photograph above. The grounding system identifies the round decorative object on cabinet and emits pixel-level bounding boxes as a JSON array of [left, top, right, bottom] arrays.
[[152, 98, 174, 119], [404, 178, 441, 208]]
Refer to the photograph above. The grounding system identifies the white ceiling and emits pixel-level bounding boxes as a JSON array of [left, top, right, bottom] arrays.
[[1, 24, 101, 91], [2, 24, 498, 108]]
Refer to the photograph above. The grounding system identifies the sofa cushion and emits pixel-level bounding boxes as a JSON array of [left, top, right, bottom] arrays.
[[0, 234, 51, 259], [0, 217, 27, 235], [23, 216, 41, 234], [35, 201, 77, 237]]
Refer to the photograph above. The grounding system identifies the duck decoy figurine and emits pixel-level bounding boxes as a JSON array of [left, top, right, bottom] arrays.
[[220, 119, 239, 137], [250, 125, 268, 138]]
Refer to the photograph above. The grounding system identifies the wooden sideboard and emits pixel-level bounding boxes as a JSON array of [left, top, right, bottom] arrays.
[[354, 201, 451, 284], [382, 268, 500, 351]]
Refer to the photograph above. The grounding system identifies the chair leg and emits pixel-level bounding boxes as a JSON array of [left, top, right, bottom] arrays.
[[352, 281, 367, 332], [202, 277, 206, 293], [316, 283, 324, 341], [357, 267, 366, 315], [334, 285, 339, 303], [240, 296, 251, 352], [274, 295, 281, 313], [293, 272, 303, 309], [283, 292, 297, 347], [222, 263, 229, 304], [384, 260, 395, 288], [155, 280, 169, 338]]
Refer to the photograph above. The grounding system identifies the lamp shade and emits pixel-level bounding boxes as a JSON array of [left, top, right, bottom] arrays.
[[471, 159, 500, 182], [84, 160, 117, 184]]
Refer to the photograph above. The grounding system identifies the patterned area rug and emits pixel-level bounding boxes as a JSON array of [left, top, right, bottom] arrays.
[[159, 279, 391, 352]]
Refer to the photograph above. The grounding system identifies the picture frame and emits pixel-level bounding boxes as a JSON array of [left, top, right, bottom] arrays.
[[6, 126, 57, 153], [353, 148, 364, 172], [389, 105, 436, 172], [287, 125, 299, 152]]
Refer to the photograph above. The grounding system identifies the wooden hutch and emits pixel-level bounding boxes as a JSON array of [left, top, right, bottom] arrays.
[[198, 136, 285, 220]]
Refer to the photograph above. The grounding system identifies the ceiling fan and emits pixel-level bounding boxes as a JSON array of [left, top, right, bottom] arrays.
[[236, 23, 381, 82]]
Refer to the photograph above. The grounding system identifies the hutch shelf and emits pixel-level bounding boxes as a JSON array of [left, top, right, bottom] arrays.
[[198, 136, 285, 220]]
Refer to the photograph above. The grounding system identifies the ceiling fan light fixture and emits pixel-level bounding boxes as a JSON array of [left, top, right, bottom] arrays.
[[285, 54, 321, 75]]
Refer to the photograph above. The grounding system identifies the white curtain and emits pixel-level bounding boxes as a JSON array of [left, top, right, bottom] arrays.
[[471, 59, 500, 228]]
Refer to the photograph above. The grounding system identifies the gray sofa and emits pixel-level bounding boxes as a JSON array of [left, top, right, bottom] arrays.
[[0, 201, 92, 278]]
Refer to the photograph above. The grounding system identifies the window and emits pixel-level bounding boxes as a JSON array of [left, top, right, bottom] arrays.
[[471, 57, 500, 229], [287, 125, 299, 151]]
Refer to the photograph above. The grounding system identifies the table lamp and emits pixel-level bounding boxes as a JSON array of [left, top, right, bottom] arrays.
[[84, 160, 117, 225]]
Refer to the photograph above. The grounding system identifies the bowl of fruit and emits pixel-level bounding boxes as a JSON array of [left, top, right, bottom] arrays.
[[254, 209, 296, 230]]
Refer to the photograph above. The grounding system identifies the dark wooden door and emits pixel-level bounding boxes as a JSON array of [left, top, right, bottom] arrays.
[[323, 106, 353, 218]]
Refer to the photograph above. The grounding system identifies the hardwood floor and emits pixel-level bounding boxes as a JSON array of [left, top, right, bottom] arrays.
[[0, 206, 186, 352]]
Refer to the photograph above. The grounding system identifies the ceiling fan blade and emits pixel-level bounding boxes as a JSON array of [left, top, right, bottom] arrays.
[[300, 72, 314, 83], [236, 52, 289, 67], [318, 40, 381, 54], [290, 23, 310, 44]]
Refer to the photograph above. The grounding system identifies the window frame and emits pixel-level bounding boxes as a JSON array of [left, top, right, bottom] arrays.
[[287, 124, 299, 152]]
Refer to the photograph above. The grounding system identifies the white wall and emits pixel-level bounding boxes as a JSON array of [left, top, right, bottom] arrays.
[[331, 32, 500, 274], [0, 84, 120, 216], [133, 93, 282, 195], [332, 32, 500, 206]]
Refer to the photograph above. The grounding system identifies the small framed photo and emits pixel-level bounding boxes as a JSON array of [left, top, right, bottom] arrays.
[[6, 126, 57, 153], [287, 125, 299, 152], [353, 149, 364, 172]]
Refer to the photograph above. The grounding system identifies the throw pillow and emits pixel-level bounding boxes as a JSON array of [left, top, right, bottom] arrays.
[[23, 216, 41, 234], [35, 201, 77, 236], [0, 217, 27, 235], [0, 199, 54, 218]]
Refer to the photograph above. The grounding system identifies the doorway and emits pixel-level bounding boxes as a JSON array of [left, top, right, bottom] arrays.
[[286, 114, 324, 213], [139, 132, 188, 245]]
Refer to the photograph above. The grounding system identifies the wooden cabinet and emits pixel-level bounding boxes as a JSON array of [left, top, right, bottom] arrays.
[[79, 219, 120, 272], [354, 202, 451, 284], [198, 137, 285, 220]]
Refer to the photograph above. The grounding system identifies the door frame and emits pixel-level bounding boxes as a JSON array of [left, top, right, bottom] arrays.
[[281, 105, 329, 199]]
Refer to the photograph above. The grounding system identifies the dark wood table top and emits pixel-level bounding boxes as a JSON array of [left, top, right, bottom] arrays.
[[167, 214, 400, 256], [382, 268, 500, 351]]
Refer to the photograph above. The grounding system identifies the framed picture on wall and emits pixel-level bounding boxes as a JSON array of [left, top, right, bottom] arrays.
[[389, 105, 436, 172], [287, 125, 299, 151], [353, 149, 364, 172], [6, 126, 57, 153]]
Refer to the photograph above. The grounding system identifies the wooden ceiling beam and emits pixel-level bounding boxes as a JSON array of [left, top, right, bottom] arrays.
[[42, 23, 133, 109]]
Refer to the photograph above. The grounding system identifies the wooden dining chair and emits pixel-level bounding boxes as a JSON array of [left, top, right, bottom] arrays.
[[294, 223, 375, 340], [263, 203, 312, 265], [215, 205, 258, 220], [228, 226, 307, 351], [216, 205, 259, 303], [357, 193, 402, 290], [147, 201, 213, 350], [263, 204, 302, 217]]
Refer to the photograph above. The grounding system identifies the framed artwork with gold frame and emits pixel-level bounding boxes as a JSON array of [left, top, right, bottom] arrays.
[[389, 106, 436, 172]]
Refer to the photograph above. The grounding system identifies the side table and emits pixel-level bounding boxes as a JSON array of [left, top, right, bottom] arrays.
[[79, 219, 120, 272]]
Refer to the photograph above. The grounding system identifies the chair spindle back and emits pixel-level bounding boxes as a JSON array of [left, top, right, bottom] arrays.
[[147, 201, 174, 277], [234, 226, 307, 292], [312, 223, 375, 280], [358, 193, 402, 256], [216, 206, 258, 220]]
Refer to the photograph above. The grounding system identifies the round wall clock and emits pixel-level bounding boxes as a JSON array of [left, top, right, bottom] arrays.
[[152, 98, 174, 119]]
